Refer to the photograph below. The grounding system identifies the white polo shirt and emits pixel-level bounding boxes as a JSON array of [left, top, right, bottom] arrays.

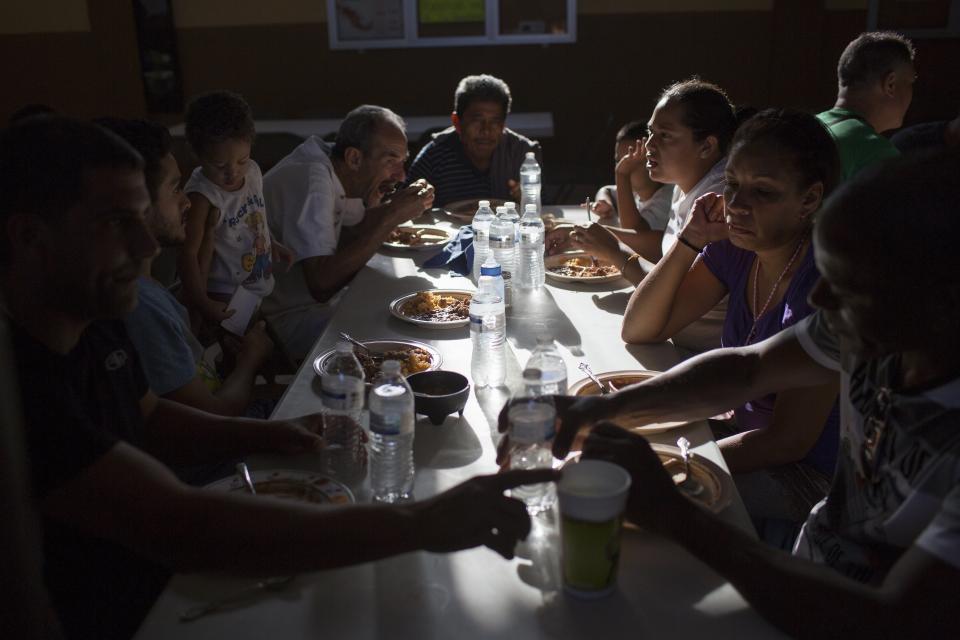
[[261, 136, 365, 321]]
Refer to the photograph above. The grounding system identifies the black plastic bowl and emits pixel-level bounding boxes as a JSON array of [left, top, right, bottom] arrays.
[[406, 370, 470, 425]]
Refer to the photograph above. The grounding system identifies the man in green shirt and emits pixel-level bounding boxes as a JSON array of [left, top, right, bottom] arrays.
[[817, 31, 915, 179]]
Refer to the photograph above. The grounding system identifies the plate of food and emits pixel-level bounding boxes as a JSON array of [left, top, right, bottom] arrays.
[[389, 290, 472, 328], [650, 443, 733, 513], [545, 253, 623, 284], [568, 369, 688, 434], [382, 225, 452, 250], [206, 469, 355, 505], [313, 339, 441, 381], [441, 198, 507, 223]]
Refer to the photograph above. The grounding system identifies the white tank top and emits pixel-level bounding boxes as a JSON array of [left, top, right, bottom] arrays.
[[184, 161, 275, 297]]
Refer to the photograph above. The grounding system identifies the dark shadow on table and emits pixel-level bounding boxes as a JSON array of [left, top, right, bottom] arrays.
[[413, 414, 482, 470], [590, 291, 631, 316], [544, 277, 629, 293], [507, 287, 583, 356], [624, 342, 690, 373], [472, 343, 526, 440], [387, 314, 470, 342], [511, 513, 771, 639]]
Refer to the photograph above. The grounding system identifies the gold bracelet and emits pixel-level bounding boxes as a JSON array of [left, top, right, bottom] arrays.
[[622, 253, 641, 272]]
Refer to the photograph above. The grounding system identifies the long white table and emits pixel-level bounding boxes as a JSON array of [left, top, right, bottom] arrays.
[[134, 209, 783, 639]]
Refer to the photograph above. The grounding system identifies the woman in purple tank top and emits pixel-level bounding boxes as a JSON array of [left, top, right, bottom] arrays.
[[622, 109, 842, 523]]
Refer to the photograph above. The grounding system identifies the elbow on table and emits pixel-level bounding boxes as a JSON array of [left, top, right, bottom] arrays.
[[621, 324, 670, 345]]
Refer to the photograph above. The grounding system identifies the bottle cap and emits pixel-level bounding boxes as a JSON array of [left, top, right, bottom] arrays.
[[505, 202, 517, 210], [479, 200, 490, 207], [526, 151, 536, 159], [480, 263, 502, 276], [381, 360, 401, 374], [495, 206, 507, 215]]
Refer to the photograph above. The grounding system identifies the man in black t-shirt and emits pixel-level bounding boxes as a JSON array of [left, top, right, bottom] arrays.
[[0, 118, 554, 640]]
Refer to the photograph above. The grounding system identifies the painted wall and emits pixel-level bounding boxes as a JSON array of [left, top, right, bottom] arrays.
[[2, 1, 956, 188]]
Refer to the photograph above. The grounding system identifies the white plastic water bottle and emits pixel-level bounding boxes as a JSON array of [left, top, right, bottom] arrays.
[[509, 368, 557, 514], [517, 203, 546, 289], [503, 201, 521, 246], [470, 270, 506, 388], [471, 199, 495, 283], [520, 152, 542, 212], [525, 334, 567, 395], [368, 360, 415, 503], [320, 340, 367, 482], [480, 255, 505, 305], [489, 206, 516, 307]]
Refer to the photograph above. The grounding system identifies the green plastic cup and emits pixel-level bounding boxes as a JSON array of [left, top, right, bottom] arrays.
[[558, 459, 632, 598]]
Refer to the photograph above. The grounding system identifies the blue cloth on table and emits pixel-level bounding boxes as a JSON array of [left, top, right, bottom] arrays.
[[423, 225, 474, 276]]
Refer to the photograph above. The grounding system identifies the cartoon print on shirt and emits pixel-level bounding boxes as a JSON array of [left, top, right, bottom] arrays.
[[241, 211, 273, 284]]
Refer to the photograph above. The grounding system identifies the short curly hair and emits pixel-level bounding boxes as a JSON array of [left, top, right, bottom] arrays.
[[837, 31, 915, 89], [453, 75, 512, 118], [184, 90, 255, 156]]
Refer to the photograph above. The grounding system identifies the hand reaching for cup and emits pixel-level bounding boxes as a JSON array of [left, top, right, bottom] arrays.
[[580, 422, 689, 534]]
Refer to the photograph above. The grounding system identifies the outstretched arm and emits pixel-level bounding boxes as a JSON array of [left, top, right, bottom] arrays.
[[40, 442, 557, 574], [545, 323, 838, 459]]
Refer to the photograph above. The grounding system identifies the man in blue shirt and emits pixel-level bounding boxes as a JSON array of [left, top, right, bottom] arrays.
[[99, 118, 276, 417]]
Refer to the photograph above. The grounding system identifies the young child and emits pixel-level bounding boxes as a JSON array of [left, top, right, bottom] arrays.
[[591, 120, 672, 231], [179, 90, 293, 333]]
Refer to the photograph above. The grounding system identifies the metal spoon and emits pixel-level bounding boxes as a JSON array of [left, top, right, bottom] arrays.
[[179, 575, 295, 622], [676, 437, 704, 496], [338, 332, 371, 355], [578, 362, 610, 395]]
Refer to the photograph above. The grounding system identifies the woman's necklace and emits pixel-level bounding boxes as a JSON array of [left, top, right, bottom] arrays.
[[744, 236, 807, 345]]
